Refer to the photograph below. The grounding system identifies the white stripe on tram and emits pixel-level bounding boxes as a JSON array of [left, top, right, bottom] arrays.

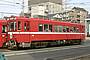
[[8, 32, 85, 34]]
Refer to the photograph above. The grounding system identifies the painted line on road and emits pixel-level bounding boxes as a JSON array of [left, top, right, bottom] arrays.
[[3, 45, 89, 57]]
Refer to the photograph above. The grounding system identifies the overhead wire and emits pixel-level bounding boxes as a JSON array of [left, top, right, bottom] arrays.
[[0, 12, 19, 14], [0, 0, 24, 15], [0, 0, 22, 14], [0, 0, 22, 4], [0, 0, 23, 7], [0, 0, 24, 16], [0, 0, 29, 8], [0, 3, 21, 8]]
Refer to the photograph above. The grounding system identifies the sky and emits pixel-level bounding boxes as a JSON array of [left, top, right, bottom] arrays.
[[0, 0, 22, 17], [0, 0, 28, 18], [66, 0, 90, 12], [0, 0, 90, 18]]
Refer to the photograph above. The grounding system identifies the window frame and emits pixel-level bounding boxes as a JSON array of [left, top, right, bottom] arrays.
[[38, 24, 43, 32], [18, 21, 21, 30]]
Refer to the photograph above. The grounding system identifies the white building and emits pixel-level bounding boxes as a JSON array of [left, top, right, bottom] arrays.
[[28, 0, 63, 18], [23, 0, 28, 13]]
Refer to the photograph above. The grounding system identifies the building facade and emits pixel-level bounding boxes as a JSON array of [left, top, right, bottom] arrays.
[[28, 0, 63, 18], [47, 7, 88, 23], [71, 7, 88, 24], [30, 2, 63, 18]]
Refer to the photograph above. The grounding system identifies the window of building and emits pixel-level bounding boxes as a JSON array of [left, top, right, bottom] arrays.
[[77, 20, 80, 23], [77, 15, 80, 18], [46, 5, 49, 9], [76, 10, 80, 13], [38, 24, 43, 32]]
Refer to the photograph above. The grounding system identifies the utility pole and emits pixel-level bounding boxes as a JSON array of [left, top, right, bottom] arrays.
[[16, 0, 25, 16], [22, 0, 24, 16]]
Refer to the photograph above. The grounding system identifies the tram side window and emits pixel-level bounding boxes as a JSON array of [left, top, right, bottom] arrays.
[[27, 22, 30, 31], [44, 24, 52, 32], [24, 23, 26, 31], [44, 24, 48, 32], [9, 22, 14, 31], [9, 22, 16, 31], [49, 25, 52, 32], [13, 22, 16, 31], [2, 25, 7, 33], [18, 21, 21, 30], [59, 26, 62, 32], [70, 27, 79, 33], [54, 26, 58, 32], [70, 27, 73, 32], [73, 27, 76, 32], [76, 28, 79, 33], [24, 22, 30, 31], [63, 26, 67, 32], [38, 24, 43, 32], [66, 27, 69, 32]]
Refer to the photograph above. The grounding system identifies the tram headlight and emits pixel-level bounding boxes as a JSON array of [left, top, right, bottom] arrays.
[[2, 35, 5, 37]]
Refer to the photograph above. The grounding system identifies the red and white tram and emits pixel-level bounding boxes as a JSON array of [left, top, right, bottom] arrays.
[[1, 16, 85, 49]]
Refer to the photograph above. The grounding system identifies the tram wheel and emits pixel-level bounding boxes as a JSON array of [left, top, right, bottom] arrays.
[[7, 40, 18, 50]]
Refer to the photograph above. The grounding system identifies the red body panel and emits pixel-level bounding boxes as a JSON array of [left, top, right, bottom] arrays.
[[0, 20, 7, 47], [14, 34, 30, 43]]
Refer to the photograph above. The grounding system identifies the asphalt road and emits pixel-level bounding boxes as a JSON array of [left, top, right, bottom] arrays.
[[2, 40, 90, 60]]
